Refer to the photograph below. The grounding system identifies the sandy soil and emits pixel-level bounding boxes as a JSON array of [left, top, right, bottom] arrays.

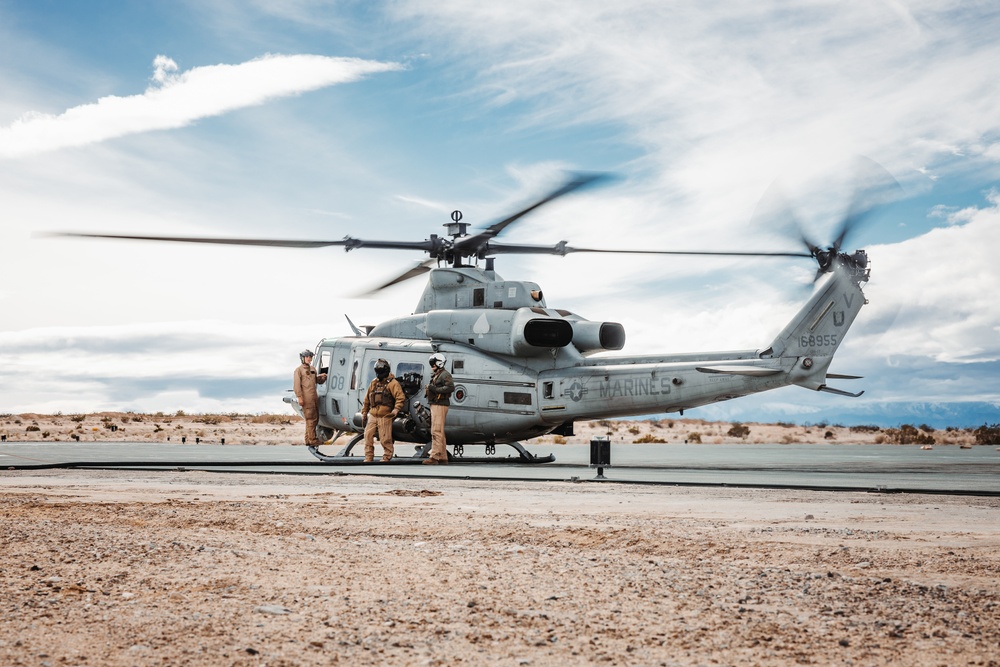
[[0, 413, 979, 446], [1, 469, 998, 666]]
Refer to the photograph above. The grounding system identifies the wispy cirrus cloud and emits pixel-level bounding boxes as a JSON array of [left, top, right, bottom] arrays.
[[0, 53, 402, 159]]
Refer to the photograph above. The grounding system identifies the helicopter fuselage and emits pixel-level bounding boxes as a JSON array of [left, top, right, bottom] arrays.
[[290, 262, 868, 447]]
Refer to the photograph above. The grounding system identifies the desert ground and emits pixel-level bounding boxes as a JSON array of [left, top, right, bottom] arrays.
[[0, 469, 998, 666], [0, 412, 980, 446], [3, 414, 996, 665]]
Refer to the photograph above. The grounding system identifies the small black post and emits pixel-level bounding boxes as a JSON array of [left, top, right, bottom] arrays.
[[590, 435, 611, 480], [220, 437, 225, 445]]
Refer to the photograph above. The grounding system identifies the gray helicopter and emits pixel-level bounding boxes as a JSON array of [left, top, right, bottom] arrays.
[[54, 171, 888, 463]]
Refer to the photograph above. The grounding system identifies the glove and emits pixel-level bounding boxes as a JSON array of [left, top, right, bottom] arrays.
[[362, 414, 368, 426]]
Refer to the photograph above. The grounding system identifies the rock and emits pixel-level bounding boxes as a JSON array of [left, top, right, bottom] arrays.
[[255, 604, 292, 615]]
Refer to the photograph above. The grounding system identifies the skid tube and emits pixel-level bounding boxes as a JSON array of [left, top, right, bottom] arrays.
[[307, 434, 554, 465]]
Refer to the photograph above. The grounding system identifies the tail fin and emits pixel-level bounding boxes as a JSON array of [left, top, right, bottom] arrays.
[[765, 267, 868, 394]]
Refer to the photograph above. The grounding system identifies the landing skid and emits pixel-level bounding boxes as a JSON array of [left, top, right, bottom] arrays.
[[306, 434, 554, 464]]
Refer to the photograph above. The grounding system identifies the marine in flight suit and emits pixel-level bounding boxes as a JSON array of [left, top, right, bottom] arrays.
[[293, 349, 327, 446], [362, 358, 406, 462], [423, 353, 454, 465]]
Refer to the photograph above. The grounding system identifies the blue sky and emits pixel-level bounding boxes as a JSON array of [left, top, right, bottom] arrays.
[[1, 1, 999, 427]]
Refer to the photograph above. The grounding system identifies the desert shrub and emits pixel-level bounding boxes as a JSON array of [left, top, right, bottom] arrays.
[[727, 423, 750, 439], [551, 435, 567, 444], [634, 434, 666, 443], [687, 432, 702, 443], [824, 430, 835, 440], [70, 415, 86, 423], [882, 424, 935, 445], [251, 415, 296, 425], [850, 424, 881, 433], [41, 431, 50, 438], [973, 423, 1000, 445], [919, 424, 935, 433], [781, 434, 799, 444], [25, 425, 40, 432], [195, 414, 232, 425], [628, 426, 640, 435]]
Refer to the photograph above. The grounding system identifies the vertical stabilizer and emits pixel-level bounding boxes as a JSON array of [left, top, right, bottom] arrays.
[[767, 267, 867, 392]]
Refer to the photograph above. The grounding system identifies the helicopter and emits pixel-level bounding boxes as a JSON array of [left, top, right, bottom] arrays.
[[53, 171, 884, 464]]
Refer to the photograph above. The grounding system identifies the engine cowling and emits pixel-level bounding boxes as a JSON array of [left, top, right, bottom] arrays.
[[425, 307, 573, 356], [570, 320, 626, 354]]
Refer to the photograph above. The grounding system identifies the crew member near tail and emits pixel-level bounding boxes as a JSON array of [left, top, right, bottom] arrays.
[[423, 353, 454, 465], [362, 358, 405, 462], [293, 349, 327, 446]]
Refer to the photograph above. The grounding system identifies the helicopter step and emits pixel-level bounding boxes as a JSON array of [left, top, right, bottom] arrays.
[[307, 435, 554, 464]]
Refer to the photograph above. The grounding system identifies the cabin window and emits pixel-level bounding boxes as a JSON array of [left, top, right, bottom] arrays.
[[453, 359, 464, 371], [363, 358, 379, 387], [349, 360, 359, 390], [542, 382, 553, 399], [395, 362, 423, 377], [473, 288, 485, 307], [504, 391, 532, 406]]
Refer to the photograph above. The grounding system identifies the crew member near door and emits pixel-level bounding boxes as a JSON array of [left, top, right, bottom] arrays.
[[423, 352, 454, 465], [293, 349, 327, 446], [362, 358, 406, 462]]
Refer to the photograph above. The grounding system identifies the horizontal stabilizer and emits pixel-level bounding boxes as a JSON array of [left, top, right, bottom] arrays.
[[818, 385, 865, 398], [696, 366, 783, 377], [826, 373, 863, 380]]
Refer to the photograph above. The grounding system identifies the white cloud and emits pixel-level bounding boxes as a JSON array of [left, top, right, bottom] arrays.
[[0, 54, 402, 159], [851, 192, 1000, 365]]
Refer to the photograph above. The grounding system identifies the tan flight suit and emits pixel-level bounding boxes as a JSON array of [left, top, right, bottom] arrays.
[[362, 374, 406, 462], [293, 362, 326, 445], [424, 366, 454, 464]]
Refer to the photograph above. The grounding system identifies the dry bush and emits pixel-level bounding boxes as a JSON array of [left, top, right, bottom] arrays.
[[251, 414, 299, 425]]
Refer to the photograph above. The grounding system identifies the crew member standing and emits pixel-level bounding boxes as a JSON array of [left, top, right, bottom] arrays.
[[362, 358, 405, 462], [293, 349, 327, 446], [423, 352, 454, 465]]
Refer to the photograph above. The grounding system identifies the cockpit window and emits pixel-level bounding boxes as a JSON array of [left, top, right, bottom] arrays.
[[317, 350, 331, 381]]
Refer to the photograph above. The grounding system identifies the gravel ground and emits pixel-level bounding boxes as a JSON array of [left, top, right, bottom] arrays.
[[1, 470, 998, 666]]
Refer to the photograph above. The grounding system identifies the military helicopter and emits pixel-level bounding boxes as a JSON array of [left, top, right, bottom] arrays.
[[54, 170, 887, 464]]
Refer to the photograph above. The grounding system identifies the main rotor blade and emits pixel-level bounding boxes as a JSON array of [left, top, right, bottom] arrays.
[[485, 241, 812, 258], [45, 232, 436, 252], [357, 259, 437, 296], [454, 172, 615, 254]]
